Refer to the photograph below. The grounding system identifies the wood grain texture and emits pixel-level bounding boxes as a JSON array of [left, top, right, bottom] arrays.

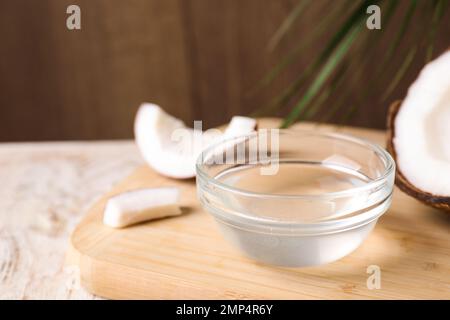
[[68, 119, 450, 299], [0, 0, 193, 141], [1, 1, 449, 141], [0, 141, 143, 299]]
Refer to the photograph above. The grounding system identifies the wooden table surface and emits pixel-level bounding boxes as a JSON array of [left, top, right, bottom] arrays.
[[0, 141, 143, 299]]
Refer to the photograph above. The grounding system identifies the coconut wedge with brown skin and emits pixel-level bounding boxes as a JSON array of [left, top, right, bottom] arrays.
[[387, 50, 450, 212]]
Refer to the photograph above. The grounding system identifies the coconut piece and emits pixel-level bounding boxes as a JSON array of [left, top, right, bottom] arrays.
[[387, 50, 450, 212], [134, 103, 216, 179], [103, 187, 181, 228], [134, 103, 256, 179], [224, 116, 257, 137]]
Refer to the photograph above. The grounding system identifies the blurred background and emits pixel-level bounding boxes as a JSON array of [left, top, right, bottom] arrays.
[[0, 0, 449, 141]]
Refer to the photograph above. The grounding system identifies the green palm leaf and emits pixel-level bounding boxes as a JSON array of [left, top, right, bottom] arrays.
[[254, 0, 450, 127]]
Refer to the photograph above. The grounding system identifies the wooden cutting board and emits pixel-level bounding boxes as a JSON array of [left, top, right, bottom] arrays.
[[66, 119, 450, 299]]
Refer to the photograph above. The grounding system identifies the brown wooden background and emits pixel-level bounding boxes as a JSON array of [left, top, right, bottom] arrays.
[[0, 0, 449, 141]]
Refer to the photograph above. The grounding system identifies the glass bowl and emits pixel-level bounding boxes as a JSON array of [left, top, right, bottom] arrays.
[[196, 129, 395, 267]]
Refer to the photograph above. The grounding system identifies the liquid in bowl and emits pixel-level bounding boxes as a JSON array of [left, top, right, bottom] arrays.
[[196, 130, 395, 267]]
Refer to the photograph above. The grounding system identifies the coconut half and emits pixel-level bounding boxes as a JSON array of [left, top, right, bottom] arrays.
[[387, 50, 450, 211], [134, 103, 256, 179]]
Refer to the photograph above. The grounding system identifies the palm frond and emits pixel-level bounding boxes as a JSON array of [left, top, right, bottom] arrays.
[[267, 0, 312, 51], [281, 23, 363, 128], [426, 0, 448, 61], [253, 0, 450, 127], [249, 0, 358, 98]]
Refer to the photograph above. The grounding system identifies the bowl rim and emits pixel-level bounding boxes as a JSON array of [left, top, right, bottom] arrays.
[[196, 129, 395, 200]]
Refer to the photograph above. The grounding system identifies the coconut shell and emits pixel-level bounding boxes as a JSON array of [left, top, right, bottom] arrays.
[[387, 100, 450, 212]]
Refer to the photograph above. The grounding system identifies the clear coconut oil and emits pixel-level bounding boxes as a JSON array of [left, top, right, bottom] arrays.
[[208, 161, 381, 266], [215, 161, 372, 223], [197, 130, 395, 267]]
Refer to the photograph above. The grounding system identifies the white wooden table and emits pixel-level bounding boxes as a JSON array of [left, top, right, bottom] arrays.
[[0, 141, 143, 299]]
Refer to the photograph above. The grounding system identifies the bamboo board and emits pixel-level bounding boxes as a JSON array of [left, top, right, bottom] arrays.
[[67, 119, 450, 299]]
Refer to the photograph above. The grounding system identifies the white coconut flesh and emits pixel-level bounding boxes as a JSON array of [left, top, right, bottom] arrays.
[[224, 116, 258, 137], [134, 103, 256, 179], [393, 50, 450, 196]]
